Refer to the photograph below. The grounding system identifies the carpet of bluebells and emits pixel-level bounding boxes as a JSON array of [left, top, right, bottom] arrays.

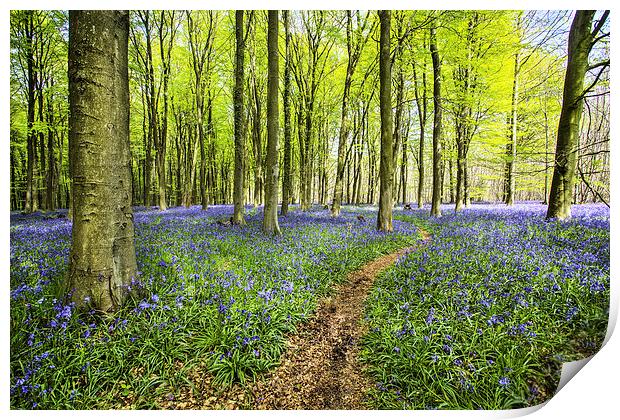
[[362, 203, 610, 409], [10, 205, 419, 409]]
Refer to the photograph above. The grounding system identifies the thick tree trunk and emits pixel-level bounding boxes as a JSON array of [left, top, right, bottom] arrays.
[[68, 10, 137, 311], [233, 10, 246, 224], [377, 10, 393, 232], [263, 10, 281, 235], [430, 23, 442, 217], [546, 11, 595, 220]]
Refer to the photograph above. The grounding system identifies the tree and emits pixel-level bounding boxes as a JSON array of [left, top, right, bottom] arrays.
[[23, 11, 37, 214], [233, 10, 246, 225], [155, 11, 179, 211], [429, 20, 443, 217], [412, 51, 429, 208], [9, 10, 610, 215], [67, 10, 137, 311], [263, 10, 281, 235], [280, 10, 292, 216], [186, 11, 215, 210], [248, 13, 265, 207], [290, 11, 334, 210], [546, 10, 609, 220], [331, 11, 371, 217], [503, 13, 522, 206], [377, 10, 393, 232]]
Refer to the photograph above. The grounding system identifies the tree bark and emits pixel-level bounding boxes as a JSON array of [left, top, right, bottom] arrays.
[[391, 68, 404, 201], [263, 10, 281, 235], [281, 10, 292, 216], [546, 11, 596, 220], [504, 16, 521, 206], [251, 74, 263, 207], [430, 22, 443, 218], [377, 10, 393, 232], [413, 57, 428, 208], [68, 10, 137, 311], [233, 10, 246, 224], [46, 92, 56, 211], [24, 11, 37, 213]]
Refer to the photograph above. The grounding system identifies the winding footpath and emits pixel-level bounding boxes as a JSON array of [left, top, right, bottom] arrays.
[[250, 227, 431, 409], [158, 227, 431, 410]]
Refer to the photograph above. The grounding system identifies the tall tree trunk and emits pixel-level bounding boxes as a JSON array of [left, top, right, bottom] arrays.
[[463, 159, 470, 206], [46, 93, 56, 211], [543, 106, 550, 204], [10, 142, 17, 210], [252, 78, 263, 207], [233, 11, 246, 224], [144, 121, 153, 207], [38, 85, 46, 210], [413, 59, 428, 208], [263, 10, 281, 235], [400, 114, 409, 204], [547, 11, 596, 220], [297, 104, 305, 207], [430, 22, 442, 218], [301, 96, 313, 211], [281, 10, 292, 216], [504, 24, 521, 206], [377, 10, 393, 232], [24, 11, 37, 213], [156, 11, 176, 211], [448, 146, 455, 203], [198, 88, 207, 210], [391, 68, 404, 201], [68, 10, 137, 311], [331, 11, 357, 216], [455, 139, 465, 212]]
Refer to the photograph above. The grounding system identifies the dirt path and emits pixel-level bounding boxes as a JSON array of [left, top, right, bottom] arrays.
[[249, 228, 431, 409], [156, 228, 430, 410]]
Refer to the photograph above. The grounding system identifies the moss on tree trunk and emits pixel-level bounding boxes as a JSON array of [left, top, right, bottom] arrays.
[[68, 10, 137, 312]]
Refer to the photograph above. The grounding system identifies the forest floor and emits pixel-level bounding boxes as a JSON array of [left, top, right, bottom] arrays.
[[10, 204, 610, 410], [250, 228, 431, 409], [159, 227, 431, 410]]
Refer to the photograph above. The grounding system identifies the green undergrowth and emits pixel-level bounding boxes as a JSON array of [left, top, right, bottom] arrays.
[[10, 206, 420, 409], [361, 205, 609, 409]]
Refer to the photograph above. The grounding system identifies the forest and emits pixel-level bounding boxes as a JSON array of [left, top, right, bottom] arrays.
[[9, 9, 610, 410]]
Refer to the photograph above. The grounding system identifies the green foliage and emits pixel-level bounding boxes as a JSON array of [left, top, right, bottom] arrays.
[[10, 206, 419, 408], [362, 206, 609, 409]]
